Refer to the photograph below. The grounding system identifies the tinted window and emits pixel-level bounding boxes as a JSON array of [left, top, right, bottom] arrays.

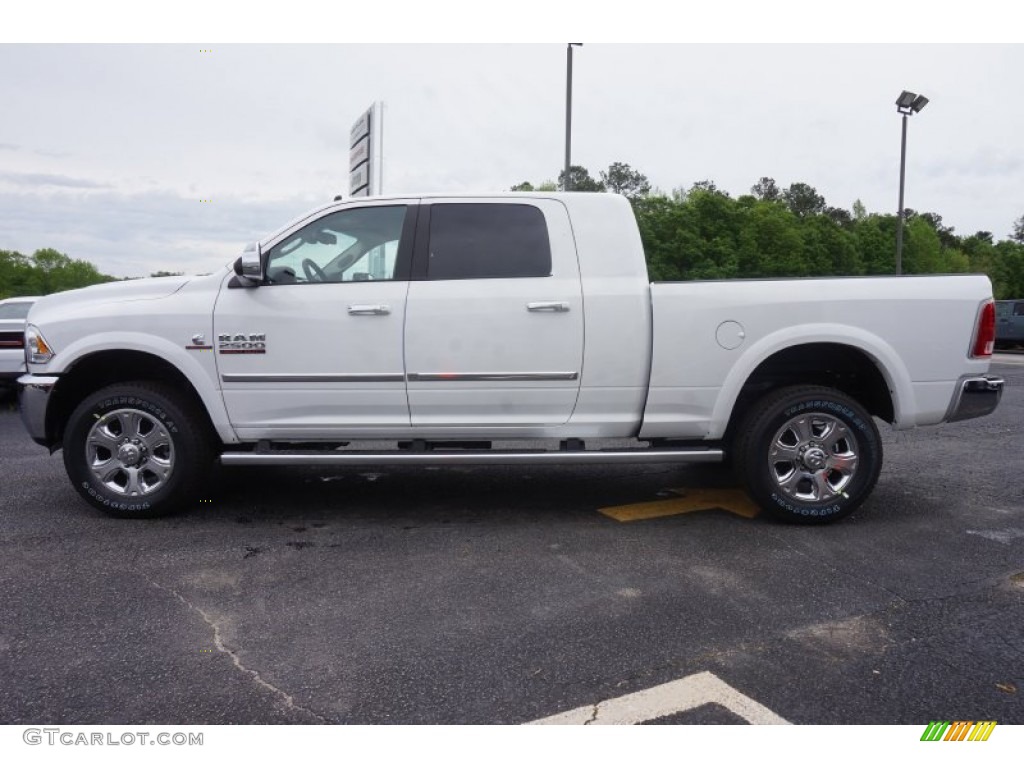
[[1015, 302, 1024, 317], [427, 204, 551, 280], [0, 301, 34, 320]]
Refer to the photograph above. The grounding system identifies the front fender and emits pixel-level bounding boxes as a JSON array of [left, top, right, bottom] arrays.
[[47, 332, 236, 444]]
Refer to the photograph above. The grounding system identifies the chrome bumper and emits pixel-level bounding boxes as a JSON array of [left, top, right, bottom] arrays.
[[946, 375, 1004, 423], [17, 374, 59, 447]]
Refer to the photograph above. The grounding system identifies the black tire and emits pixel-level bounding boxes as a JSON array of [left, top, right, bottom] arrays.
[[62, 381, 214, 518], [733, 385, 882, 524]]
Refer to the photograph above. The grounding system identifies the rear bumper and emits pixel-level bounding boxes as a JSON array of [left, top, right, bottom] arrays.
[[945, 375, 1004, 423], [17, 374, 59, 447]]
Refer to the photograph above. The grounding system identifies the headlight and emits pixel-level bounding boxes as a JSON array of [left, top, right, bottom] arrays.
[[25, 325, 56, 364]]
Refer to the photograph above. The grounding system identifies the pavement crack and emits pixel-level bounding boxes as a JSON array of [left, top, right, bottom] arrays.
[[137, 570, 329, 723], [583, 703, 600, 725]]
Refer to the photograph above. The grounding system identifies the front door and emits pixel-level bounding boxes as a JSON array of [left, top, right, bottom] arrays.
[[213, 202, 417, 440]]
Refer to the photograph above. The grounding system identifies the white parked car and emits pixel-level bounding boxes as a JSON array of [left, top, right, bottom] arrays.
[[17, 193, 1003, 522], [0, 296, 40, 392]]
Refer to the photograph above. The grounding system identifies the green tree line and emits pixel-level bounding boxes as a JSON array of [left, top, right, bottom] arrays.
[[515, 164, 1024, 299], [4, 166, 1024, 300], [0, 248, 116, 298]]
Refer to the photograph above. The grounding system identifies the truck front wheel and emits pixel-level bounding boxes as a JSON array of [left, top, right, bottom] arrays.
[[733, 386, 883, 524], [62, 382, 213, 518]]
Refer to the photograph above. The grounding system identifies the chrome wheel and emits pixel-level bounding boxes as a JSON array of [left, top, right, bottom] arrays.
[[84, 408, 175, 498], [767, 412, 859, 504]]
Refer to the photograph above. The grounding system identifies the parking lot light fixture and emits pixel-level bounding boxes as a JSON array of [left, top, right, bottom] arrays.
[[895, 90, 929, 275]]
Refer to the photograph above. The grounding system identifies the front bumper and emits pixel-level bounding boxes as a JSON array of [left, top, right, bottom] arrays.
[[17, 374, 59, 447], [0, 355, 26, 382], [946, 375, 1004, 423]]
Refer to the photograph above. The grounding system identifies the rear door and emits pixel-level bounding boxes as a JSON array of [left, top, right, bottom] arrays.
[[403, 198, 583, 428]]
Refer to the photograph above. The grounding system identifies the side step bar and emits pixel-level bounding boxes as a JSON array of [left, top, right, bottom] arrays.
[[220, 448, 724, 467]]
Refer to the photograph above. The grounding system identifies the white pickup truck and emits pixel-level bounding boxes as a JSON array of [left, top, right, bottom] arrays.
[[18, 193, 1003, 523]]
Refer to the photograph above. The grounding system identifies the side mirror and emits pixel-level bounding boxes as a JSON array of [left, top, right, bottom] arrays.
[[232, 242, 263, 287]]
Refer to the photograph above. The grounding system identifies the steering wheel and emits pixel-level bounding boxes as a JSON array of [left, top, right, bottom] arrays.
[[302, 258, 328, 283]]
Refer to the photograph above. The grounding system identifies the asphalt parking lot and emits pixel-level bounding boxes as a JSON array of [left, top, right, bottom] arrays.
[[1, 357, 1021, 725]]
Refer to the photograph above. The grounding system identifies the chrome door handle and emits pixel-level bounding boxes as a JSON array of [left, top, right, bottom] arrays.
[[527, 301, 570, 312], [348, 304, 391, 316]]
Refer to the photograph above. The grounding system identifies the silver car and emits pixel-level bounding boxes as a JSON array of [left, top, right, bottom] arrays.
[[0, 296, 40, 391]]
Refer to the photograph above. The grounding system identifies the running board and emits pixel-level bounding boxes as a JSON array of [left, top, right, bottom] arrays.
[[220, 448, 724, 467]]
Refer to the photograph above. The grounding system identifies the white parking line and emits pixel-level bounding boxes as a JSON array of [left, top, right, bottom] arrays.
[[527, 671, 790, 725]]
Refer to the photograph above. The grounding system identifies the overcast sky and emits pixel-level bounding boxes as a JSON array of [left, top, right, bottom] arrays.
[[1, 39, 1022, 277]]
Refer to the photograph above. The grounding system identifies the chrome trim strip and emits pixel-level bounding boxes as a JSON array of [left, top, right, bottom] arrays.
[[222, 372, 579, 383], [221, 448, 724, 467], [221, 373, 405, 383], [407, 372, 579, 382]]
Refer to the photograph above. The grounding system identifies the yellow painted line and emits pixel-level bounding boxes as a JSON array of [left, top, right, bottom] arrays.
[[599, 487, 760, 522]]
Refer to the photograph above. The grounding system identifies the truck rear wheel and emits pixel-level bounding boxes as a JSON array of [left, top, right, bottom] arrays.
[[62, 381, 213, 518], [733, 386, 882, 524]]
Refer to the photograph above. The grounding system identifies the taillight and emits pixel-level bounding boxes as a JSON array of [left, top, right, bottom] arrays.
[[970, 300, 995, 358]]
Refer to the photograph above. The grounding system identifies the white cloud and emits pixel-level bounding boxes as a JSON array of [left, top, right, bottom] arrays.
[[0, 172, 109, 189], [0, 42, 1022, 275], [0, 189, 320, 276]]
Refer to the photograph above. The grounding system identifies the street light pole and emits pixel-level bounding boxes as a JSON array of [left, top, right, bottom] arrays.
[[564, 43, 582, 191], [894, 90, 929, 276], [895, 113, 909, 275]]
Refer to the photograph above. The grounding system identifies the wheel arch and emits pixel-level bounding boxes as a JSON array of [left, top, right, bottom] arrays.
[[713, 327, 912, 443], [45, 349, 228, 449]]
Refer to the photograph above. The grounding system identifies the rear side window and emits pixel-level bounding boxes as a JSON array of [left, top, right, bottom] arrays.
[[1015, 302, 1024, 317], [427, 204, 551, 280]]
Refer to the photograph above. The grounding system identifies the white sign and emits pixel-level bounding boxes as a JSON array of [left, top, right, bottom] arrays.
[[350, 111, 370, 148], [348, 103, 382, 197], [349, 165, 370, 194], [349, 135, 370, 170]]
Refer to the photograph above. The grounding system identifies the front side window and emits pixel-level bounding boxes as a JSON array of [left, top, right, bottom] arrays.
[[265, 205, 408, 284], [427, 204, 552, 280]]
